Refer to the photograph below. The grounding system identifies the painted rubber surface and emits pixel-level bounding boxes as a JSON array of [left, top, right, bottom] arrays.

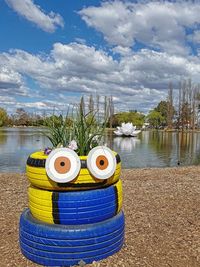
[[19, 209, 125, 266], [20, 222, 124, 247], [29, 180, 123, 224], [26, 151, 121, 191]]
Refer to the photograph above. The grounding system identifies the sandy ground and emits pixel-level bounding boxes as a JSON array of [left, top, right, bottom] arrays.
[[0, 167, 200, 267]]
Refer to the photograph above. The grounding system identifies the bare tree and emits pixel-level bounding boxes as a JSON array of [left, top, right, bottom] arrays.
[[104, 96, 109, 122], [180, 80, 188, 129], [96, 94, 100, 122], [196, 85, 200, 128], [187, 78, 192, 127], [177, 81, 182, 129], [178, 79, 200, 130], [108, 96, 114, 128], [192, 84, 200, 129], [167, 82, 173, 129]]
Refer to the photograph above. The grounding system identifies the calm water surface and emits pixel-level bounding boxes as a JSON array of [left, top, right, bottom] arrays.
[[0, 127, 200, 172]]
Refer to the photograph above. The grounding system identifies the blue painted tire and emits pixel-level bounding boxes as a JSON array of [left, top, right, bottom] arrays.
[[29, 179, 122, 225], [19, 209, 125, 266]]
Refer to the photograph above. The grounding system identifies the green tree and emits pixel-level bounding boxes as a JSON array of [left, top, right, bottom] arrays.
[[154, 100, 176, 127], [0, 108, 8, 127], [147, 110, 165, 128], [155, 101, 168, 119], [112, 111, 145, 127]]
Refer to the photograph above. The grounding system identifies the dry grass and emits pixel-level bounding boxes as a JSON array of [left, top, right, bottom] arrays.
[[0, 167, 200, 267]]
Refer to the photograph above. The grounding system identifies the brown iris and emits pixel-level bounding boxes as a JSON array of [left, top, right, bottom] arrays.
[[96, 155, 109, 170], [54, 156, 71, 174]]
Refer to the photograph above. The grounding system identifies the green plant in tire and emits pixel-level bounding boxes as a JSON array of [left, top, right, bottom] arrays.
[[44, 98, 108, 156], [44, 114, 72, 149], [71, 101, 107, 156]]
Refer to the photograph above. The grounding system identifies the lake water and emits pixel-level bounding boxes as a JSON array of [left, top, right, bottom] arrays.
[[0, 127, 200, 172]]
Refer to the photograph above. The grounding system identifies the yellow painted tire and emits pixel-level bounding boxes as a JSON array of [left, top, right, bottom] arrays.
[[29, 179, 122, 225], [26, 151, 121, 191]]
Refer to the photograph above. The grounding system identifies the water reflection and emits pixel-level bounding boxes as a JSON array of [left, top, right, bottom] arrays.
[[0, 128, 200, 172], [176, 132, 200, 165], [0, 128, 50, 172], [114, 137, 140, 152], [0, 131, 7, 145], [114, 130, 200, 168], [147, 131, 174, 166], [145, 131, 200, 166]]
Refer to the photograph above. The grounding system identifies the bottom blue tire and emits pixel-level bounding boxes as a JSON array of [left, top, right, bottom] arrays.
[[19, 209, 125, 266]]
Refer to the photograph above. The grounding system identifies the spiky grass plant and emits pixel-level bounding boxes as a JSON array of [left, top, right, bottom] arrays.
[[44, 114, 71, 148], [44, 97, 108, 155], [72, 102, 107, 155]]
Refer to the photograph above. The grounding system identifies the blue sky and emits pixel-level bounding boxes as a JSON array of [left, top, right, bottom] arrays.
[[1, 0, 200, 115]]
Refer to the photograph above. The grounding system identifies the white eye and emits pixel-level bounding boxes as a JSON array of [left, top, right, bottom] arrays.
[[87, 146, 116, 180], [45, 148, 81, 183]]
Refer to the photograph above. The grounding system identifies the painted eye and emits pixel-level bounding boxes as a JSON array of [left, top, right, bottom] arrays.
[[87, 146, 116, 180], [45, 148, 81, 183]]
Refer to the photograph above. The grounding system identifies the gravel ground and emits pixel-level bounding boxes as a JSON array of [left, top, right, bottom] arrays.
[[0, 167, 200, 267]]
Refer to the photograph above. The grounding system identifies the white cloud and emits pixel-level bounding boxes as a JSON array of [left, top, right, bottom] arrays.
[[112, 46, 132, 56], [52, 42, 117, 74], [0, 67, 21, 88], [24, 101, 47, 109], [0, 95, 17, 113], [5, 0, 64, 32], [0, 95, 16, 105], [0, 43, 119, 93], [79, 1, 200, 55], [119, 49, 191, 89], [1, 42, 200, 113], [79, 1, 134, 48], [0, 66, 28, 96]]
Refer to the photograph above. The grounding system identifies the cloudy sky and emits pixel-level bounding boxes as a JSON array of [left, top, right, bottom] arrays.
[[1, 0, 200, 114]]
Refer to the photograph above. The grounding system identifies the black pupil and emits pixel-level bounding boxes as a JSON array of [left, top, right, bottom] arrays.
[[100, 160, 104, 166], [60, 162, 65, 167]]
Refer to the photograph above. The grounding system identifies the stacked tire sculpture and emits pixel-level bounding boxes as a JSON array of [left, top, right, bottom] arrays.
[[19, 146, 125, 266]]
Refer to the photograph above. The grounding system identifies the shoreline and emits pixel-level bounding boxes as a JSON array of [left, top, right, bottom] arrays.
[[1, 167, 200, 267], [1, 125, 200, 132]]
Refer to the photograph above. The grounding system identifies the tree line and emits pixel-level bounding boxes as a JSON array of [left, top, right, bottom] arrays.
[[147, 79, 200, 129], [1, 82, 200, 130], [0, 95, 115, 127], [0, 107, 45, 127]]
